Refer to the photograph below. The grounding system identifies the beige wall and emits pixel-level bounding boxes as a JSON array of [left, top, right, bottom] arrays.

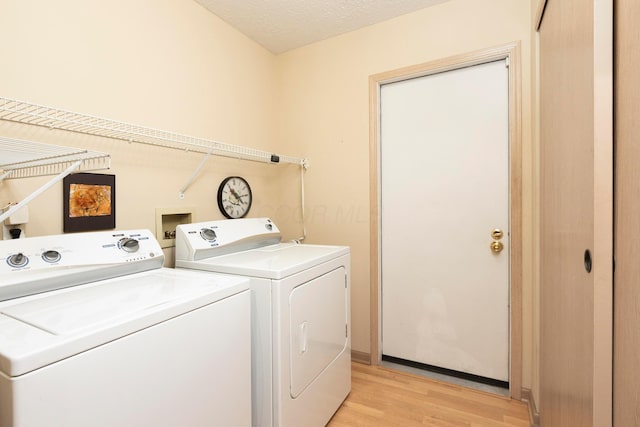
[[0, 0, 287, 260], [276, 0, 534, 390], [0, 0, 537, 398]]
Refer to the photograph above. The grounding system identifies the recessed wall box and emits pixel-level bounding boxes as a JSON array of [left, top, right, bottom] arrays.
[[155, 207, 194, 249]]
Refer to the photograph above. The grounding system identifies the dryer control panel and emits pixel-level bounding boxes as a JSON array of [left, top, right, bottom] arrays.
[[175, 217, 281, 262], [0, 229, 164, 301]]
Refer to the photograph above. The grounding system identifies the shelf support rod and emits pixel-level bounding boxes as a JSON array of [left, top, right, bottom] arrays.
[[0, 170, 13, 183], [178, 146, 215, 199], [0, 160, 82, 223]]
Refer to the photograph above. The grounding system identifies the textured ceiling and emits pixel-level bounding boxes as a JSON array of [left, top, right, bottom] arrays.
[[194, 0, 449, 54]]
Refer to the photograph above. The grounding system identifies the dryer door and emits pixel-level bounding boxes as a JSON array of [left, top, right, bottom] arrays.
[[289, 266, 347, 398]]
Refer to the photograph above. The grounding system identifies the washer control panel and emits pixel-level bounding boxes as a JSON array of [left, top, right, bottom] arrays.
[[0, 229, 164, 301], [0, 229, 161, 272]]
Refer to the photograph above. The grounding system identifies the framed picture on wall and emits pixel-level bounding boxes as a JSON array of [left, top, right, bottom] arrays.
[[63, 173, 116, 232]]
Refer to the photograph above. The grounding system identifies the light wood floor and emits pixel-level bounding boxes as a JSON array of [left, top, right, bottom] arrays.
[[327, 363, 530, 427]]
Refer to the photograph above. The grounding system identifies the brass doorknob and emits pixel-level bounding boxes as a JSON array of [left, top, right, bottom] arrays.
[[490, 241, 504, 253], [491, 228, 504, 240]]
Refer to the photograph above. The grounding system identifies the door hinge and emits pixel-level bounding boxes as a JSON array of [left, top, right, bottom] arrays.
[[345, 324, 348, 338], [505, 57, 510, 68]]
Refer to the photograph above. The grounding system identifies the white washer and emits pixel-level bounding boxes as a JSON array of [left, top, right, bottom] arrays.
[[0, 229, 251, 427], [175, 218, 351, 427]]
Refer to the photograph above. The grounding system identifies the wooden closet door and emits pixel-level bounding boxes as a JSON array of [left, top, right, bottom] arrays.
[[538, 0, 613, 426], [614, 0, 640, 424]]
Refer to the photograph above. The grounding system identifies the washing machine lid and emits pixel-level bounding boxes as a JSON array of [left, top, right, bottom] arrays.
[[0, 268, 249, 377], [179, 243, 349, 279]]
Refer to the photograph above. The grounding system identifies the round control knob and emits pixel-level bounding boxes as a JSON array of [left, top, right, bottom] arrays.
[[42, 250, 61, 263], [118, 238, 140, 253], [200, 228, 217, 241], [7, 253, 28, 268]]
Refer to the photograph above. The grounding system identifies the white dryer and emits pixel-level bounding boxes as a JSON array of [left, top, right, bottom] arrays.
[[175, 218, 351, 427], [0, 229, 251, 427]]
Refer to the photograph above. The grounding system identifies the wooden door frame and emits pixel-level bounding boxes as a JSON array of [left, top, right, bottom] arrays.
[[368, 42, 523, 400]]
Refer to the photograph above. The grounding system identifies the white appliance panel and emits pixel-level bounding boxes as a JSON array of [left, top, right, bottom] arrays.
[[2, 270, 241, 334], [178, 243, 348, 279], [0, 229, 164, 301], [0, 269, 248, 377], [249, 278, 274, 427], [289, 266, 347, 398], [0, 291, 251, 427], [273, 255, 351, 427], [0, 229, 252, 427], [175, 217, 281, 261], [174, 218, 352, 427]]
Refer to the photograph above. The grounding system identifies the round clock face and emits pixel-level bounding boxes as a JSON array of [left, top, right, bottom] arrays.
[[217, 176, 252, 219]]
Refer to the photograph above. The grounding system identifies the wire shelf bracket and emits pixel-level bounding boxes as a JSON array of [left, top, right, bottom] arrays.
[[0, 136, 111, 224]]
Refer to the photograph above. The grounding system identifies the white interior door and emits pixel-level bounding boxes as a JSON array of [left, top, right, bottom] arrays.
[[380, 60, 509, 382]]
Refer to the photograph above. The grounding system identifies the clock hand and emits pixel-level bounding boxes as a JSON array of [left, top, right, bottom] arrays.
[[229, 188, 244, 204]]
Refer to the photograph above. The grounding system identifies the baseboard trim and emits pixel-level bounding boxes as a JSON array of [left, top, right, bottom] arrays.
[[351, 350, 371, 365], [521, 388, 540, 427]]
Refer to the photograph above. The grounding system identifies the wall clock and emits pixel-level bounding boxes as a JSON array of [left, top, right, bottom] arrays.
[[217, 176, 252, 219]]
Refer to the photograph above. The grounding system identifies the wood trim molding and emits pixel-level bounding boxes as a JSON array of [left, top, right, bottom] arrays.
[[521, 388, 540, 427], [614, 0, 639, 424], [509, 42, 524, 403], [535, 0, 548, 31], [592, 0, 614, 424], [351, 350, 371, 365], [368, 42, 523, 400], [368, 66, 381, 367]]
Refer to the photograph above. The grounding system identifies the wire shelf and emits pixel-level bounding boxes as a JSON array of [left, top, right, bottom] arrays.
[[0, 136, 112, 224], [0, 136, 111, 180], [0, 96, 305, 166], [0, 96, 308, 237]]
